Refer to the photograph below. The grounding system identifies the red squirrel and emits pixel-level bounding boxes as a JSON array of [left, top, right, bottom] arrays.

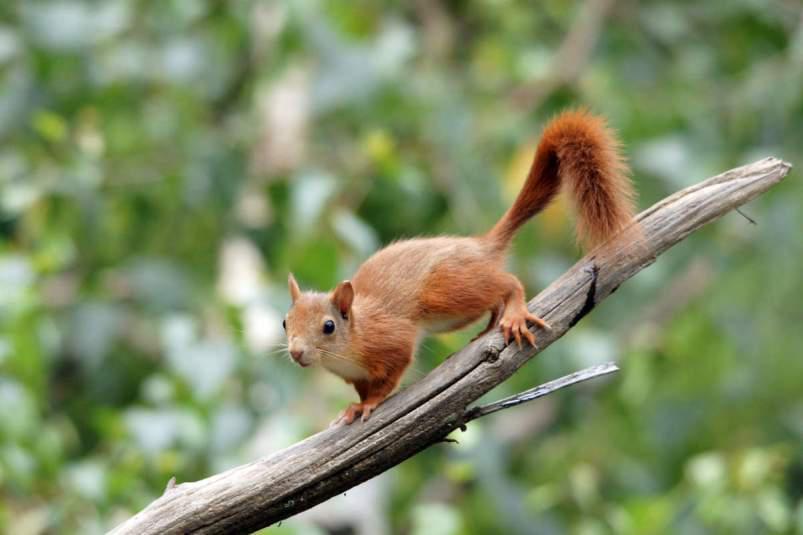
[[283, 110, 636, 425]]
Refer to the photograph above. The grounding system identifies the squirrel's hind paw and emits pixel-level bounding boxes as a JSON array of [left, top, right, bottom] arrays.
[[499, 307, 548, 348]]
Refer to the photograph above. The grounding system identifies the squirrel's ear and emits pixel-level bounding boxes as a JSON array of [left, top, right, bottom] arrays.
[[331, 280, 354, 319], [288, 273, 301, 303]]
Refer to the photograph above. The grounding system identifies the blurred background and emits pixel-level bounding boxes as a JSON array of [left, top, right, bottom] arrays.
[[0, 1, 802, 534]]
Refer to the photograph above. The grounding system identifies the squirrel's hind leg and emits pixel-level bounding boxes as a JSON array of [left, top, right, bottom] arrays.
[[497, 273, 550, 347], [471, 305, 503, 341]]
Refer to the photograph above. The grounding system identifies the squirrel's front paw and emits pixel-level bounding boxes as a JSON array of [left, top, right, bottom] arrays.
[[330, 401, 380, 426]]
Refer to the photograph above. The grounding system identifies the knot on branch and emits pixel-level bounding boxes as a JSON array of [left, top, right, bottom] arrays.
[[483, 346, 500, 363], [568, 263, 599, 327]]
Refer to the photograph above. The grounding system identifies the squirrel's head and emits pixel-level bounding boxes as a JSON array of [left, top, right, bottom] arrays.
[[282, 273, 355, 370]]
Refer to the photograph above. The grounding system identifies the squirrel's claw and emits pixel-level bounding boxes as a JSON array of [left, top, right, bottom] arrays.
[[331, 403, 361, 426], [500, 307, 545, 349], [360, 402, 379, 422], [523, 328, 536, 347], [331, 401, 380, 426], [525, 311, 551, 331], [501, 323, 512, 345]]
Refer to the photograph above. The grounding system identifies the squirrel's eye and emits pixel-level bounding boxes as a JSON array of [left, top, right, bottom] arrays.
[[282, 319, 286, 330], [323, 320, 335, 335]]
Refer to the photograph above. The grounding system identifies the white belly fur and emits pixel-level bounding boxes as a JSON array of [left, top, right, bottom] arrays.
[[320, 351, 370, 381]]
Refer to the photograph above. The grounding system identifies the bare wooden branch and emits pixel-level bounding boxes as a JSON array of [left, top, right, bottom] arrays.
[[111, 157, 791, 535], [465, 362, 619, 421]]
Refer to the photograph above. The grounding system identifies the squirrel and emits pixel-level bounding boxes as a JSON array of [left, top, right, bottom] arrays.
[[283, 109, 636, 425]]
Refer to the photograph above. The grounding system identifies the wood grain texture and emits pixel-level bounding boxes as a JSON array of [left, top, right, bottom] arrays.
[[110, 157, 791, 535]]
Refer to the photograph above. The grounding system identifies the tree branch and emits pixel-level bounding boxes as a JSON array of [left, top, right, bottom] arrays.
[[111, 157, 791, 535], [465, 361, 619, 422]]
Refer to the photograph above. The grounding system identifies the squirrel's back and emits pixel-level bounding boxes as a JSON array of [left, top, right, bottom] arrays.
[[351, 236, 496, 316], [351, 109, 636, 327]]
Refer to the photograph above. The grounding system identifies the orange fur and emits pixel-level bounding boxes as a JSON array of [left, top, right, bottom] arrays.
[[486, 109, 635, 249], [284, 110, 637, 425]]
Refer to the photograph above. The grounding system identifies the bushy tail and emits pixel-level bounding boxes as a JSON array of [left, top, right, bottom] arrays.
[[485, 109, 636, 250]]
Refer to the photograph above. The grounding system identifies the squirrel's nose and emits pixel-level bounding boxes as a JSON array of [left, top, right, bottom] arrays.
[[290, 349, 304, 363]]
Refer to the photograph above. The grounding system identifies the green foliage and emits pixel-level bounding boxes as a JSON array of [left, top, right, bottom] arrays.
[[1, 1, 801, 533]]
